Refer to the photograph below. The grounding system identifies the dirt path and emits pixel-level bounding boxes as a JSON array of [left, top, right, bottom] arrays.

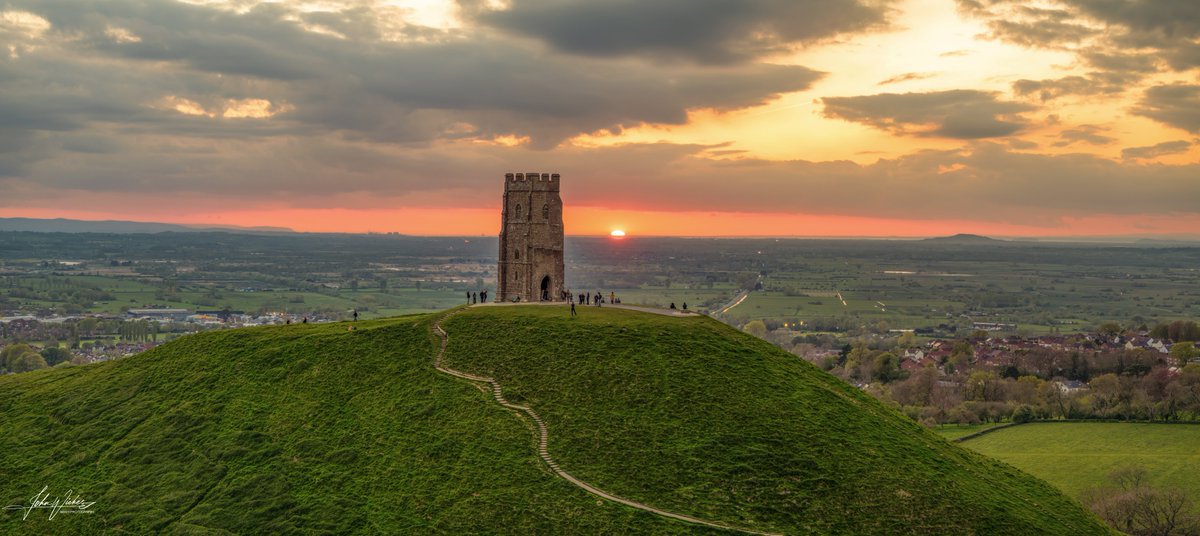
[[430, 309, 778, 535]]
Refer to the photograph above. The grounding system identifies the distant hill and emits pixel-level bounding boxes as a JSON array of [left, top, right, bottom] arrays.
[[0, 217, 294, 234], [921, 233, 1007, 244], [0, 307, 1109, 534]]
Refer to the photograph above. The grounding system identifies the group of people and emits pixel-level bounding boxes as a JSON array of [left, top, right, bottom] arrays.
[[568, 291, 618, 306], [465, 287, 690, 317], [567, 290, 620, 317]]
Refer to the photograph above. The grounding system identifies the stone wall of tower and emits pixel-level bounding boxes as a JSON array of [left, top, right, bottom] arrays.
[[497, 172, 565, 302]]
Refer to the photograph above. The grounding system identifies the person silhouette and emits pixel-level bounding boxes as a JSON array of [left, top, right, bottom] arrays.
[[353, 309, 358, 322]]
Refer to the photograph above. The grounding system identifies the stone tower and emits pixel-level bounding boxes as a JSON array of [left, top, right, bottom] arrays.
[[497, 172, 565, 302]]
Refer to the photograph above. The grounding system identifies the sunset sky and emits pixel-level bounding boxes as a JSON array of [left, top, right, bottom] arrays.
[[1, 0, 1198, 237]]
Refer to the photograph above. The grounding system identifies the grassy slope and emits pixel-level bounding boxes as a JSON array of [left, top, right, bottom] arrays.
[[0, 314, 699, 534], [959, 422, 1200, 499], [443, 306, 1111, 535], [0, 306, 1109, 534]]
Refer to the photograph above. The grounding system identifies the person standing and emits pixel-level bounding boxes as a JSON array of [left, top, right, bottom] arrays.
[[466, 291, 471, 304], [353, 309, 359, 322], [570, 302, 577, 317]]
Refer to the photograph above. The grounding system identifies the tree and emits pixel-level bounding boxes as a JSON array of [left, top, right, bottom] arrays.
[[966, 370, 1002, 402], [952, 340, 975, 361], [1169, 321, 1200, 342], [1090, 373, 1122, 417], [1038, 380, 1070, 418], [1084, 465, 1200, 536], [2, 344, 35, 371], [40, 347, 73, 366], [897, 331, 918, 348], [13, 351, 47, 372], [1011, 405, 1036, 423], [1171, 342, 1199, 367], [873, 352, 901, 383], [743, 320, 768, 339], [1099, 321, 1123, 337]]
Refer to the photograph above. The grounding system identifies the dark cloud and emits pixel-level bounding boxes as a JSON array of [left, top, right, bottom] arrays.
[[1068, 0, 1200, 44], [1134, 84, 1200, 133], [463, 0, 893, 64], [1011, 72, 1136, 101], [1081, 51, 1159, 73], [960, 0, 1200, 74], [957, 1, 1097, 46], [821, 90, 1033, 139], [1, 0, 822, 149], [1165, 41, 1200, 71], [984, 18, 1097, 47], [1121, 140, 1192, 160], [1055, 124, 1115, 146]]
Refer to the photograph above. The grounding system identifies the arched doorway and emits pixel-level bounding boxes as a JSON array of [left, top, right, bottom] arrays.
[[540, 276, 550, 301]]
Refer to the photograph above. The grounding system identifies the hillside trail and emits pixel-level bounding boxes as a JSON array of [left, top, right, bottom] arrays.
[[431, 307, 780, 536]]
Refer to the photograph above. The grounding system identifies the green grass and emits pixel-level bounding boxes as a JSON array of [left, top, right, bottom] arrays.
[[0, 306, 1110, 534], [958, 422, 1200, 499], [442, 306, 1110, 534], [0, 313, 698, 534]]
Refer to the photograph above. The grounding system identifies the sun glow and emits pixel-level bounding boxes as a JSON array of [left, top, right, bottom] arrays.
[[610, 229, 626, 238]]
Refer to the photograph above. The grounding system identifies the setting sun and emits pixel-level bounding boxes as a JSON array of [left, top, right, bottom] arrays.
[[610, 229, 626, 238]]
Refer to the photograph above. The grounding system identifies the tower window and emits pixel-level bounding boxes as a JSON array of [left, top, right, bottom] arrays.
[[542, 204, 549, 219], [515, 204, 522, 219], [514, 249, 519, 260]]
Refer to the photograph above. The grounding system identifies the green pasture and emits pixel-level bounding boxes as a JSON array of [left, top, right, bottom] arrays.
[[959, 422, 1200, 499]]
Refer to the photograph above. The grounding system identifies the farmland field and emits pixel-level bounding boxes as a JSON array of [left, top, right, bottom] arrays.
[[958, 422, 1200, 499]]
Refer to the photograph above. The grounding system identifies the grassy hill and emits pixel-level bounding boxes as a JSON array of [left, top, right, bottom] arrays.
[[0, 306, 1109, 534]]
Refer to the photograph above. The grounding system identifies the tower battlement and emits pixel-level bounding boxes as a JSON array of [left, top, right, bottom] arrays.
[[504, 172, 560, 191]]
